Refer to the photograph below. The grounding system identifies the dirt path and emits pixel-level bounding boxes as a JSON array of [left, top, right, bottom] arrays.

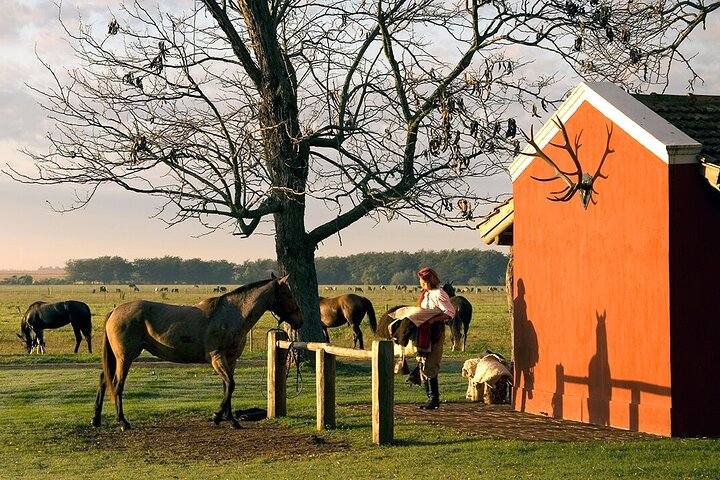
[[391, 402, 659, 442]]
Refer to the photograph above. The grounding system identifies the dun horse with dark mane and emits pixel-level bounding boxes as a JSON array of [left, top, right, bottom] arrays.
[[319, 294, 376, 349], [92, 275, 302, 431], [17, 300, 92, 354]]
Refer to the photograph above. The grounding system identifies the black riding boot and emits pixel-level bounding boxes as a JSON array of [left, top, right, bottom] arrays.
[[406, 365, 421, 386], [420, 377, 440, 410]]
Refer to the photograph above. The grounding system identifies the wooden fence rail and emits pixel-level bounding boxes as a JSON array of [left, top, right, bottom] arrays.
[[266, 330, 396, 445]]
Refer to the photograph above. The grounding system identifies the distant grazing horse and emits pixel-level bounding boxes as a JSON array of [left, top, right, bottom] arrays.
[[442, 282, 473, 352], [17, 301, 92, 354], [92, 275, 302, 431], [319, 294, 377, 349]]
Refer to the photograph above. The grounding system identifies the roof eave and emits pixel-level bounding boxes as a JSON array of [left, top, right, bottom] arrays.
[[510, 82, 703, 182]]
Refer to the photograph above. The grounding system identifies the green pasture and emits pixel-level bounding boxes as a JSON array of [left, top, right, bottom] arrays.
[[0, 283, 511, 362], [0, 284, 718, 479]]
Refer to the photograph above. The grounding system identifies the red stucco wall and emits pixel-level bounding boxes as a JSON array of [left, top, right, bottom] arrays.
[[512, 101, 673, 435]]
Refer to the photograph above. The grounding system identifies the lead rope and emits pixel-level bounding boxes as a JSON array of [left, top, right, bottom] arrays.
[[265, 313, 303, 399]]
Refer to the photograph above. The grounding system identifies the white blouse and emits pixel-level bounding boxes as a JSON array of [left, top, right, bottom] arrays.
[[420, 288, 457, 319]]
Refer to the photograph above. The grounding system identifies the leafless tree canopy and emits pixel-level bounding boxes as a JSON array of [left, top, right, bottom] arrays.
[[12, 1, 718, 232], [7, 0, 718, 339]]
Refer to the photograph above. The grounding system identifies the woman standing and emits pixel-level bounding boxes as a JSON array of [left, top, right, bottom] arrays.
[[413, 267, 456, 409]]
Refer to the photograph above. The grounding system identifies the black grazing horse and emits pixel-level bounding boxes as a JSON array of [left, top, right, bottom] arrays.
[[319, 294, 377, 349], [442, 282, 473, 352], [17, 300, 92, 354]]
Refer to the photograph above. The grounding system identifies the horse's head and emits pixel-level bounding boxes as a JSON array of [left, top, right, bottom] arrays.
[[270, 274, 303, 330], [17, 315, 33, 353], [442, 281, 456, 297]]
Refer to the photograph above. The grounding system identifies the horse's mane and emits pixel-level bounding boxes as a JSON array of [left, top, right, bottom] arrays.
[[222, 278, 274, 297], [21, 301, 47, 325], [203, 278, 275, 315]]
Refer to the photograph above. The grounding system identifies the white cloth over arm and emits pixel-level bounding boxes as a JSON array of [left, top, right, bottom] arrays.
[[388, 288, 456, 327], [387, 306, 443, 326]]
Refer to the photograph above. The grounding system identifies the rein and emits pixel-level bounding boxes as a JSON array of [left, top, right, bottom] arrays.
[[265, 322, 304, 399]]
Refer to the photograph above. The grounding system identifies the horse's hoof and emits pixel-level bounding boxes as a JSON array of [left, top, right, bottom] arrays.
[[212, 413, 222, 425], [119, 421, 131, 432], [230, 419, 242, 429], [92, 416, 101, 428]]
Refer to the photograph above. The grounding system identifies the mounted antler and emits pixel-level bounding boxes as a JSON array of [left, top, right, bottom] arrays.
[[521, 117, 614, 209]]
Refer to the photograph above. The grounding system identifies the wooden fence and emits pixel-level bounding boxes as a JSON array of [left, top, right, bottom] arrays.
[[266, 330, 397, 445]]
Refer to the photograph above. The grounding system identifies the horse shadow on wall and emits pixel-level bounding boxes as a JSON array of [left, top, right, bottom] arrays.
[[551, 311, 611, 425], [552, 311, 671, 431], [513, 278, 539, 412]]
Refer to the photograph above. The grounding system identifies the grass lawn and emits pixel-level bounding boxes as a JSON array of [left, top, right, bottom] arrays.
[[0, 284, 718, 479]]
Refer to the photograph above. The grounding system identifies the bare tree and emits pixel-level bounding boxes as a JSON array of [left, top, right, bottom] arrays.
[[7, 0, 718, 342]]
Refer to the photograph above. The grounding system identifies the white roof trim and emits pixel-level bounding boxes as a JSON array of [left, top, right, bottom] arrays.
[[510, 82, 703, 182]]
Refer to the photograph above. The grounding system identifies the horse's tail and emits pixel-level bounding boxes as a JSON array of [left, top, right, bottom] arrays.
[[362, 297, 377, 334], [101, 313, 117, 400]]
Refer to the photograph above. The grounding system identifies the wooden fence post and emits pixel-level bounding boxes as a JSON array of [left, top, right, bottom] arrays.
[[372, 340, 394, 445], [267, 330, 288, 418], [316, 347, 336, 431]]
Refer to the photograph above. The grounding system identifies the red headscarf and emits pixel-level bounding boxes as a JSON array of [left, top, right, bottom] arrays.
[[417, 267, 440, 289]]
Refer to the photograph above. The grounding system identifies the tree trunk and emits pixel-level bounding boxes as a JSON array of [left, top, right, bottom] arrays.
[[275, 208, 324, 345], [236, 1, 324, 345], [505, 247, 514, 362]]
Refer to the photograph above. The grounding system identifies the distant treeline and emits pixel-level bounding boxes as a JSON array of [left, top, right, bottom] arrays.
[[30, 250, 508, 286]]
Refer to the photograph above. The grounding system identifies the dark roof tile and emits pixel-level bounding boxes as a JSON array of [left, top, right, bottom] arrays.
[[634, 93, 720, 158]]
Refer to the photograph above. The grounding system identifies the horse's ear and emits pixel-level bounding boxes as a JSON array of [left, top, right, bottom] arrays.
[[277, 274, 290, 284]]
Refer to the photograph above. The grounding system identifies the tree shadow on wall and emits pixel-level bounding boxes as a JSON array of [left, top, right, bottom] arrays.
[[513, 278, 539, 412]]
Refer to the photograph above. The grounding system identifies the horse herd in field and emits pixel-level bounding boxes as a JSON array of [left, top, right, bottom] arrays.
[[16, 281, 491, 355], [14, 277, 485, 429]]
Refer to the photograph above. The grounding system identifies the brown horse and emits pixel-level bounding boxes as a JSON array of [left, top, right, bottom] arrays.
[[319, 294, 377, 349], [92, 275, 302, 431]]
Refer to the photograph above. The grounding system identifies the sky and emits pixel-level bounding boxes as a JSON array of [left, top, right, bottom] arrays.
[[1, 1, 719, 270]]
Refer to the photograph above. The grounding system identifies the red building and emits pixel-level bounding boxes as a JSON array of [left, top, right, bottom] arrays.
[[485, 82, 720, 436]]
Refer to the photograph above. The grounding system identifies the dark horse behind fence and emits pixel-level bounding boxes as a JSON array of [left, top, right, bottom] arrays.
[[442, 282, 473, 352], [17, 300, 92, 354], [92, 275, 302, 431], [319, 294, 377, 349]]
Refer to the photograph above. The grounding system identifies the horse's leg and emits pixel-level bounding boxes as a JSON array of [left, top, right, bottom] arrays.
[[80, 321, 92, 353], [210, 353, 240, 428], [352, 323, 364, 349], [322, 325, 330, 344], [92, 371, 106, 427], [72, 325, 82, 353], [35, 331, 45, 354], [463, 323, 469, 352], [112, 357, 133, 431]]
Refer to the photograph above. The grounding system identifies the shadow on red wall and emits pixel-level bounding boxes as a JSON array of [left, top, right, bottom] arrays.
[[551, 311, 670, 432], [513, 278, 538, 412]]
